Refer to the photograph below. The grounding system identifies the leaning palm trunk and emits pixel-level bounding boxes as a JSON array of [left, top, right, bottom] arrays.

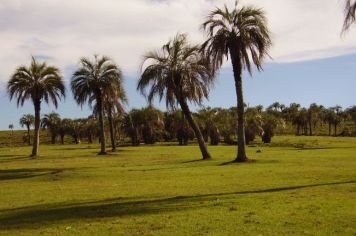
[[179, 97, 211, 160], [97, 96, 107, 155], [230, 49, 248, 162], [108, 110, 116, 152], [31, 101, 41, 157]]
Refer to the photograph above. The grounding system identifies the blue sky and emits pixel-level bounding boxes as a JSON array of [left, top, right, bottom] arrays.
[[0, 0, 356, 130], [1, 52, 355, 130]]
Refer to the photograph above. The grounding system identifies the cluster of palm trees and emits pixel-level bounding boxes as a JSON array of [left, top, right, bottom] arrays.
[[18, 103, 356, 151], [7, 1, 356, 161], [8, 55, 125, 157]]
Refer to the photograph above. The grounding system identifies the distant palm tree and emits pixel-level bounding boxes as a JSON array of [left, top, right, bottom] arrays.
[[19, 114, 35, 145], [8, 124, 14, 134], [41, 112, 61, 144], [201, 2, 272, 162], [137, 33, 214, 160], [8, 57, 65, 157], [343, 0, 356, 33], [71, 55, 123, 155], [100, 80, 127, 152]]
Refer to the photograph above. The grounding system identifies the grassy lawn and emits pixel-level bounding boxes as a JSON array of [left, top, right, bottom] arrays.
[[0, 136, 355, 235]]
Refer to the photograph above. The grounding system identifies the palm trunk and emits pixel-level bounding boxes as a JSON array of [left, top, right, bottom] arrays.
[[230, 49, 248, 162], [97, 96, 107, 155], [31, 101, 41, 157], [334, 123, 337, 136], [108, 109, 116, 152], [328, 123, 331, 136], [178, 97, 211, 160], [26, 125, 31, 145]]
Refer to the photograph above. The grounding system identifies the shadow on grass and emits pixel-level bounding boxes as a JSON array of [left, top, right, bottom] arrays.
[[0, 168, 70, 181], [0, 155, 29, 163], [56, 146, 99, 151], [0, 180, 354, 230], [219, 159, 279, 166]]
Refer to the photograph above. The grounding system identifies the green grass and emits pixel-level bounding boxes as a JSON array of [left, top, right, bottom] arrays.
[[0, 136, 355, 235]]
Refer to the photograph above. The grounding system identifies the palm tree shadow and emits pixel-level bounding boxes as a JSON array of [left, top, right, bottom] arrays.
[[0, 168, 70, 181], [181, 159, 209, 164], [0, 180, 354, 231], [219, 159, 258, 166]]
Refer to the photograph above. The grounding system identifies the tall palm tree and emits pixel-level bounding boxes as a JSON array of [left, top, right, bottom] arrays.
[[19, 114, 35, 145], [137, 33, 214, 160], [41, 112, 61, 144], [201, 3, 272, 162], [343, 0, 356, 33], [8, 57, 65, 157], [71, 55, 122, 155]]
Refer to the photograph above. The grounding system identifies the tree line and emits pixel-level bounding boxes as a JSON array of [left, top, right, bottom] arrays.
[[6, 1, 356, 161], [18, 103, 356, 146]]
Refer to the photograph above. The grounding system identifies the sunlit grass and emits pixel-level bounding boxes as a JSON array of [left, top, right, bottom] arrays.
[[0, 136, 355, 235]]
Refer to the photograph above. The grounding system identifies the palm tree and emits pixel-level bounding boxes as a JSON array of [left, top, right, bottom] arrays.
[[201, 2, 271, 162], [7, 57, 65, 157], [100, 81, 127, 152], [41, 112, 61, 144], [71, 55, 122, 155], [19, 114, 35, 145], [343, 0, 356, 33], [137, 33, 214, 160]]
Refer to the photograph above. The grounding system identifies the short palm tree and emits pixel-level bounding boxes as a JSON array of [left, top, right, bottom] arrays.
[[71, 55, 123, 155], [201, 3, 272, 162], [137, 33, 214, 160], [41, 112, 61, 144], [8, 57, 65, 157], [343, 0, 356, 33], [19, 114, 35, 145]]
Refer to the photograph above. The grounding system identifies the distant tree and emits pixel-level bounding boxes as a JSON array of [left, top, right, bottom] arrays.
[[214, 107, 237, 144], [196, 107, 220, 145], [345, 106, 356, 125], [343, 0, 356, 33], [83, 116, 98, 144], [19, 114, 35, 145], [244, 107, 263, 145], [122, 109, 144, 146], [71, 55, 122, 155], [7, 57, 65, 157], [307, 103, 323, 136], [331, 106, 343, 136], [137, 33, 214, 160], [8, 124, 14, 135], [164, 110, 193, 145], [103, 83, 127, 151], [41, 112, 61, 144], [262, 113, 285, 143], [202, 2, 272, 162], [58, 118, 71, 144]]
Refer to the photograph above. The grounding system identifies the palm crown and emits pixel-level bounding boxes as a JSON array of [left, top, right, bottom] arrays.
[[19, 114, 35, 128], [71, 55, 123, 108], [8, 57, 65, 107], [201, 3, 272, 73], [343, 0, 356, 32], [137, 33, 214, 109]]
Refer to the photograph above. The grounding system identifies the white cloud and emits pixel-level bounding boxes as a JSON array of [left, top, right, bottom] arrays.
[[0, 0, 355, 83]]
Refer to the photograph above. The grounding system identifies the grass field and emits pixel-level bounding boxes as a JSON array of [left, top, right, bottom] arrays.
[[0, 136, 355, 235]]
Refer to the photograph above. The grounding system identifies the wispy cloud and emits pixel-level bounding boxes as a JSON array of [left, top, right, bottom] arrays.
[[0, 0, 355, 83]]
